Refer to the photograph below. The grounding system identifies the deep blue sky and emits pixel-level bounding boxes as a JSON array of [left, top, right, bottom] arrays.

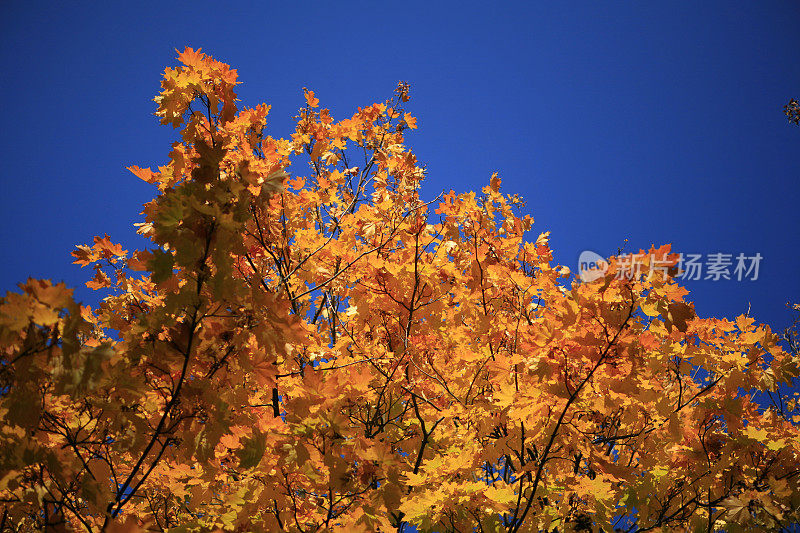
[[1, 1, 798, 334]]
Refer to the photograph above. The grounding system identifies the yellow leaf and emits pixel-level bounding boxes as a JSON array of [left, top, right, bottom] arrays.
[[640, 299, 660, 317], [743, 425, 769, 442]]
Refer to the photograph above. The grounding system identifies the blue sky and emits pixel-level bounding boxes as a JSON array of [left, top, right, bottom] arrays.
[[1, 1, 798, 334]]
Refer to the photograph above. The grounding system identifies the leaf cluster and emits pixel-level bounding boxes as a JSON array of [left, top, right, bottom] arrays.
[[1, 48, 799, 533]]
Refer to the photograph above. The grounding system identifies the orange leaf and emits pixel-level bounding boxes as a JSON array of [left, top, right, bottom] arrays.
[[304, 88, 320, 108]]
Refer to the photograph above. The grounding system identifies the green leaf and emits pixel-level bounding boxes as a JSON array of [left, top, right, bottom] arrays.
[[149, 249, 175, 283], [236, 430, 267, 470]]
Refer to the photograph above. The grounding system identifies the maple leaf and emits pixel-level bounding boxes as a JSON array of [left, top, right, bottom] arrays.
[[127, 165, 160, 184], [147, 248, 175, 283], [177, 46, 206, 67], [304, 88, 320, 108], [71, 244, 97, 266], [663, 301, 694, 333], [236, 430, 267, 469]]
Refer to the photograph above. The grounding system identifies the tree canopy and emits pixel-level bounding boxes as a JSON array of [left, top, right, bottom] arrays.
[[1, 48, 799, 532]]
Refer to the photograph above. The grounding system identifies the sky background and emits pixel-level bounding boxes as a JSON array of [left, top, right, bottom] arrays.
[[1, 1, 799, 335]]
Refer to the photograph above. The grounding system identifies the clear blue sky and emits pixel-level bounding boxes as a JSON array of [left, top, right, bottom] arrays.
[[1, 1, 798, 334]]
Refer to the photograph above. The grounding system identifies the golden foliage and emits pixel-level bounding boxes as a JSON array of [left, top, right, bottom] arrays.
[[1, 48, 799, 532]]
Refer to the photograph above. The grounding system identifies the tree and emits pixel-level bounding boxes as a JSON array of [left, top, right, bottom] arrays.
[[1, 47, 799, 532], [785, 98, 800, 125]]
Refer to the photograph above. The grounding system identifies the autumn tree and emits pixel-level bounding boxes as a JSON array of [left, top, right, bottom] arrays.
[[1, 48, 799, 533], [785, 98, 800, 125]]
